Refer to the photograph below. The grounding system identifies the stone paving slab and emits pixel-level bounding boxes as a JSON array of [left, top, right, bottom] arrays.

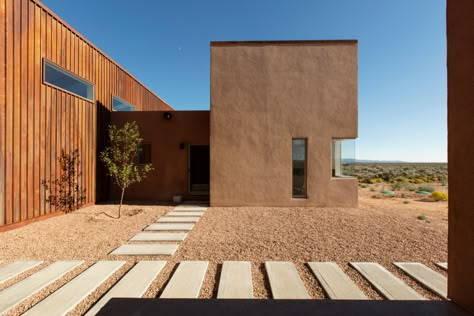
[[436, 262, 448, 271], [129, 232, 187, 242], [308, 262, 367, 299], [394, 262, 447, 299], [157, 217, 199, 223], [0, 260, 43, 285], [350, 262, 425, 300], [265, 261, 310, 299], [85, 261, 167, 316], [110, 244, 179, 256], [173, 207, 208, 212], [24, 261, 125, 316], [217, 261, 253, 299], [0, 260, 84, 314], [166, 211, 204, 217], [161, 261, 208, 298], [144, 223, 194, 231]]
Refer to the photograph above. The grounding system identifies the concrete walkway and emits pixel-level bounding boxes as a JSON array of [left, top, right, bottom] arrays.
[[0, 260, 449, 314], [109, 203, 208, 256]]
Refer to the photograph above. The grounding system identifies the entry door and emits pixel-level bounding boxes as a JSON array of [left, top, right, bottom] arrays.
[[188, 145, 210, 194]]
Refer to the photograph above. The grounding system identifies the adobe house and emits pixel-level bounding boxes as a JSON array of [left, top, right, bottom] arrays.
[[111, 40, 358, 207]]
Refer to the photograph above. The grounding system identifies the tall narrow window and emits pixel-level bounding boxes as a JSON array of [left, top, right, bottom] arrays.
[[44, 59, 94, 101], [136, 143, 152, 164], [292, 139, 307, 198], [112, 96, 135, 111]]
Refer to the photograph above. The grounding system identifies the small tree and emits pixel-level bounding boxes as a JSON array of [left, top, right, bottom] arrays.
[[42, 149, 86, 213], [100, 121, 153, 219]]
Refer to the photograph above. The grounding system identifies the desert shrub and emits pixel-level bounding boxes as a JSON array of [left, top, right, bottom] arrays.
[[431, 191, 448, 201], [368, 178, 384, 184], [360, 184, 368, 188], [403, 201, 410, 204], [370, 187, 376, 192], [408, 186, 416, 191], [371, 195, 381, 199], [417, 214, 426, 220], [42, 149, 86, 213], [401, 193, 406, 198], [418, 186, 435, 193]]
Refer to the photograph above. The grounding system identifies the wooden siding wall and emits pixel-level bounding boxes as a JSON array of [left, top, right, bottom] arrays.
[[0, 0, 172, 227]]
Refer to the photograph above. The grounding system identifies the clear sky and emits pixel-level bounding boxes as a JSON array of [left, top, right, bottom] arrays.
[[42, 0, 447, 162]]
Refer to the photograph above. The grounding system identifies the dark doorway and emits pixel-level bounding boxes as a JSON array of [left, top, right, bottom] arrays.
[[188, 145, 210, 194]]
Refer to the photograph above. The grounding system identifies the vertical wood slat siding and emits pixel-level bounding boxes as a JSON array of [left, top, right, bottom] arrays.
[[0, 0, 5, 225], [0, 0, 172, 227]]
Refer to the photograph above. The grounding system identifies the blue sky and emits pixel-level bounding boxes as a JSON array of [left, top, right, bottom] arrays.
[[43, 0, 447, 162]]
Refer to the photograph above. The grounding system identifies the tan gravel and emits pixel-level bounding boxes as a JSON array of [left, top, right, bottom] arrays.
[[0, 189, 448, 314]]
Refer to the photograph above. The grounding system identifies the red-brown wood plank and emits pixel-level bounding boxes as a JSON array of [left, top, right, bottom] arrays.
[[27, 0, 35, 219], [19, 0, 28, 221], [0, 0, 6, 225], [5, 0, 14, 225], [33, 3, 40, 218], [12, 0, 21, 223]]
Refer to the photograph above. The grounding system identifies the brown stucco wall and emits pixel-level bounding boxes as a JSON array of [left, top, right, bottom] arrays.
[[210, 41, 358, 207], [110, 111, 210, 201], [447, 0, 474, 313]]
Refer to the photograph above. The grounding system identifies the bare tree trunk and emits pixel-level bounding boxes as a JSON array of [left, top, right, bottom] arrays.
[[118, 188, 125, 219]]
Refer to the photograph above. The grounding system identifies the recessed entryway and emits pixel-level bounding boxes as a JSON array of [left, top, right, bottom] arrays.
[[188, 144, 210, 195]]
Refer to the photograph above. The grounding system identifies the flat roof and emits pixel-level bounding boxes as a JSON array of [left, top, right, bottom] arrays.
[[211, 40, 357, 46]]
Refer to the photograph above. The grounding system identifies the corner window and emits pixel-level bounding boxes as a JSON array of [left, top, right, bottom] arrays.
[[113, 96, 135, 111], [136, 143, 151, 164], [44, 59, 94, 101], [292, 138, 307, 198], [332, 139, 355, 177]]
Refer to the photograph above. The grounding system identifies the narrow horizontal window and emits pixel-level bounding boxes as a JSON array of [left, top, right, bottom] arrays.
[[332, 139, 356, 177], [44, 60, 94, 101], [136, 143, 152, 164], [292, 138, 307, 198], [113, 96, 135, 111]]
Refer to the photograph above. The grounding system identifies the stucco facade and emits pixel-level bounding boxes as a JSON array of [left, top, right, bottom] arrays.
[[210, 41, 358, 207], [110, 111, 210, 201]]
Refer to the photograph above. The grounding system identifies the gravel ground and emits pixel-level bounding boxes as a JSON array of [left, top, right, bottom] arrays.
[[0, 191, 448, 314]]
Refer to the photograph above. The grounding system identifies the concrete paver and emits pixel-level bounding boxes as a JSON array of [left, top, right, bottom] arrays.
[[85, 261, 166, 316], [110, 244, 179, 256], [0, 261, 84, 314], [217, 261, 253, 299], [394, 262, 447, 299], [0, 261, 43, 285], [160, 261, 208, 298], [350, 262, 425, 300], [24, 261, 125, 316], [129, 232, 187, 242], [265, 261, 310, 299], [144, 223, 194, 231], [308, 262, 367, 299], [157, 217, 199, 223]]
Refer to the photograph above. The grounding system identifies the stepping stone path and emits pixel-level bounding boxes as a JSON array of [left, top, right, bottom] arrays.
[[308, 262, 367, 299], [0, 260, 43, 285], [109, 203, 208, 256], [394, 262, 448, 299], [217, 261, 253, 299], [350, 262, 425, 300], [160, 261, 208, 298], [0, 259, 449, 314], [265, 261, 310, 299], [85, 261, 166, 316]]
